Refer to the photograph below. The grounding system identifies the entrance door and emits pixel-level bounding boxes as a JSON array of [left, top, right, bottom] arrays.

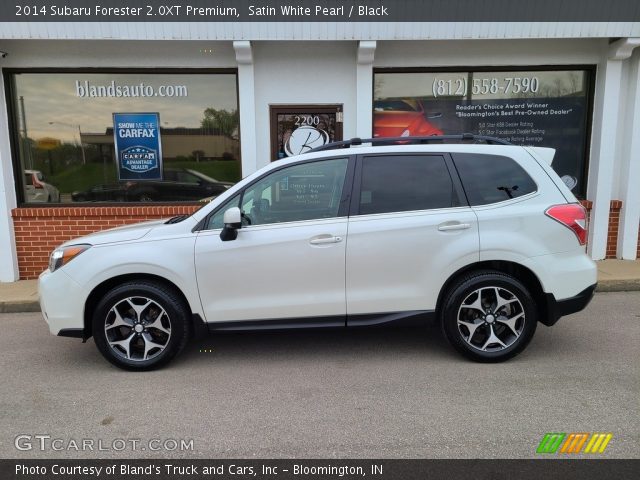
[[270, 105, 343, 161]]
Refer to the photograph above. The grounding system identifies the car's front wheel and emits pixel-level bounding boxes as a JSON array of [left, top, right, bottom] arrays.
[[93, 281, 190, 370], [440, 271, 537, 362]]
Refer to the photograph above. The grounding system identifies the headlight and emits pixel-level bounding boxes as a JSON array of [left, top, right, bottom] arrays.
[[400, 129, 410, 137], [49, 244, 91, 272]]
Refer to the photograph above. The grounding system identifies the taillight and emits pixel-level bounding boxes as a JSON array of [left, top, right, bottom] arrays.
[[545, 203, 588, 245]]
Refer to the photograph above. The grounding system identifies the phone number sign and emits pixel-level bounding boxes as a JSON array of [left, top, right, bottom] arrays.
[[113, 112, 163, 181]]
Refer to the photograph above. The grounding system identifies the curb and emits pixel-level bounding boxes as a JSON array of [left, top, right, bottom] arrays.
[[0, 301, 41, 314], [595, 279, 640, 293], [0, 280, 638, 314]]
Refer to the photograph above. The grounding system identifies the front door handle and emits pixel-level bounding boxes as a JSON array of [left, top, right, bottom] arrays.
[[438, 222, 471, 232], [309, 235, 343, 245]]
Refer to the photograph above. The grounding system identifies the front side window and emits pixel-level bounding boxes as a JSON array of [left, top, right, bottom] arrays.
[[206, 194, 241, 230], [239, 158, 348, 226], [452, 153, 537, 205], [11, 71, 240, 204], [358, 155, 458, 215]]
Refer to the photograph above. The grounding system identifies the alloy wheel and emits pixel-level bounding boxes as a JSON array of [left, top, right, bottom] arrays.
[[456, 286, 525, 352], [104, 296, 172, 361]]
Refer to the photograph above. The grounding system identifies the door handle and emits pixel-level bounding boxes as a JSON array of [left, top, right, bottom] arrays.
[[309, 235, 343, 245], [438, 222, 471, 232]]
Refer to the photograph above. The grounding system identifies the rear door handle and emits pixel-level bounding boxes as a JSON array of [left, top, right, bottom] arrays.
[[309, 235, 343, 245], [438, 222, 471, 232]]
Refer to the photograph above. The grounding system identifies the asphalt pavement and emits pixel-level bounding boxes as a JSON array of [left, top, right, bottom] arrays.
[[0, 292, 638, 459]]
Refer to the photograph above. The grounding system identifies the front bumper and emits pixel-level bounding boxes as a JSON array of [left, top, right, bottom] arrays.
[[542, 283, 597, 326], [39, 268, 86, 337]]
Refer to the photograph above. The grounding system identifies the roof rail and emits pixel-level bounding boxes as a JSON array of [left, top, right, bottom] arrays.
[[308, 133, 512, 152]]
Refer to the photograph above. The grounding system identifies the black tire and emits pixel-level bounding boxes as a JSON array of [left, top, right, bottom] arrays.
[[93, 281, 191, 371], [440, 270, 538, 362]]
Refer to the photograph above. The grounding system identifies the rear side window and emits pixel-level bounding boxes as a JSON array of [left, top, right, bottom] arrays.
[[358, 155, 458, 215], [452, 153, 537, 206]]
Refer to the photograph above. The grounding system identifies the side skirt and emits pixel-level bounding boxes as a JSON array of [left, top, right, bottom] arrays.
[[205, 310, 435, 332]]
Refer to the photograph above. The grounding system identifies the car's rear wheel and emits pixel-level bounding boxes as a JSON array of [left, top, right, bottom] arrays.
[[440, 271, 537, 362], [93, 281, 190, 370]]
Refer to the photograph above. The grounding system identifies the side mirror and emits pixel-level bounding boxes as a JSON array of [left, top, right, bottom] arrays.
[[220, 207, 242, 241]]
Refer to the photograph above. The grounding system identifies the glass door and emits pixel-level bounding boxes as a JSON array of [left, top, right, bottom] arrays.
[[270, 105, 343, 161]]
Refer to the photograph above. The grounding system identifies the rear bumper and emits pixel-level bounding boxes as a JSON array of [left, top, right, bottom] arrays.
[[542, 283, 597, 326]]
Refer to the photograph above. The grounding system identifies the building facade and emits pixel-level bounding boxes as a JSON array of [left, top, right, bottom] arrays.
[[1, 23, 639, 281]]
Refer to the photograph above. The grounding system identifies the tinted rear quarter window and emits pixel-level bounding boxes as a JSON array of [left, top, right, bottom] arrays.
[[452, 153, 537, 206], [359, 155, 458, 215]]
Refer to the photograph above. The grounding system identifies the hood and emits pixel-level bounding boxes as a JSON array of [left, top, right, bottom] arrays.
[[61, 219, 166, 247]]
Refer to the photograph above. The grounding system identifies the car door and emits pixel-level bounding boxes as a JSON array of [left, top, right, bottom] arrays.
[[346, 153, 479, 320], [153, 170, 193, 201], [195, 157, 353, 325], [170, 170, 207, 200]]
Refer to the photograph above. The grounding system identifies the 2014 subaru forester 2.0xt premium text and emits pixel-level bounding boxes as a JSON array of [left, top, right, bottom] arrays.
[[39, 135, 597, 370]]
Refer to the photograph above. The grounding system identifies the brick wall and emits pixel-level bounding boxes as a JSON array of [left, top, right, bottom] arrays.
[[580, 199, 592, 223], [12, 206, 199, 279], [580, 199, 625, 259], [606, 200, 622, 259]]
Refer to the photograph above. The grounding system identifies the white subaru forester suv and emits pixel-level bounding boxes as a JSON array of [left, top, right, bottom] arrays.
[[39, 135, 597, 370]]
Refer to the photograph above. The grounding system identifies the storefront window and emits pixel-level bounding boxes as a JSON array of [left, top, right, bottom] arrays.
[[10, 71, 240, 204], [373, 68, 593, 198]]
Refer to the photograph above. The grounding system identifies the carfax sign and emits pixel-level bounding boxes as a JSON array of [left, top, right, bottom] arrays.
[[113, 112, 162, 180]]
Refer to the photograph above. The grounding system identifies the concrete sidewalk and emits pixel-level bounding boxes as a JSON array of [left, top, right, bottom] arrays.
[[1, 260, 639, 313]]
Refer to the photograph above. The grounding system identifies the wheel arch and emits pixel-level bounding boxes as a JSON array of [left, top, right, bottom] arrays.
[[83, 273, 205, 340], [435, 260, 548, 323]]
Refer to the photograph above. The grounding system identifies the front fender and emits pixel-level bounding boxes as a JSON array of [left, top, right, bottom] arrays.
[[63, 236, 203, 318]]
